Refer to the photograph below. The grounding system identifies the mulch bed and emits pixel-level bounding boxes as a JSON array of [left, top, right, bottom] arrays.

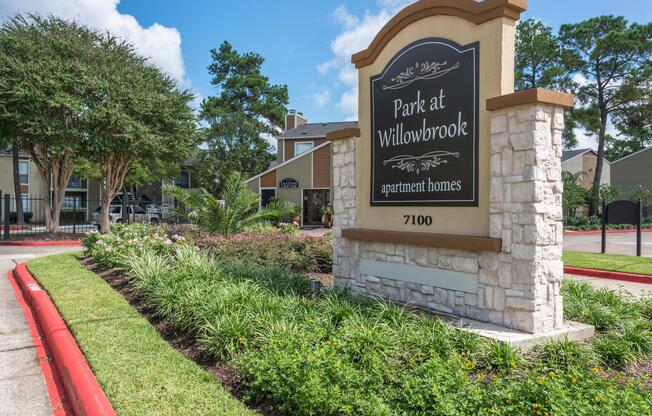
[[77, 255, 286, 416]]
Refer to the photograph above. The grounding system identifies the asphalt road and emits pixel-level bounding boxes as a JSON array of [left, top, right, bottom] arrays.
[[564, 231, 652, 257]]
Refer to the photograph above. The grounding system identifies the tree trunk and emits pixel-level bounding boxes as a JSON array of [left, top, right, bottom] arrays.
[[99, 156, 133, 233], [12, 148, 24, 225], [28, 145, 76, 233], [588, 109, 608, 216], [47, 154, 75, 233]]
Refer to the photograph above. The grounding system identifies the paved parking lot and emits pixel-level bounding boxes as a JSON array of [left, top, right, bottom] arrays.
[[564, 231, 652, 257]]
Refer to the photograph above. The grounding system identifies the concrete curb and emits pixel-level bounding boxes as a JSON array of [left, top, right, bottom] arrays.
[[564, 266, 652, 285], [0, 241, 81, 247], [6, 271, 73, 416], [564, 229, 652, 236], [13, 263, 115, 416]]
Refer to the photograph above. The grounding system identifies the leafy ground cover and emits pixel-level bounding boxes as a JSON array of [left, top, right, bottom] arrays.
[[562, 279, 652, 367], [27, 252, 256, 416], [564, 251, 652, 276], [74, 225, 651, 416]]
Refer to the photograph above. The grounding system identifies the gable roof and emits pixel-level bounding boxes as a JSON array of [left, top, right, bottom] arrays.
[[280, 121, 358, 140], [561, 148, 592, 162], [246, 140, 331, 184], [611, 145, 652, 165]]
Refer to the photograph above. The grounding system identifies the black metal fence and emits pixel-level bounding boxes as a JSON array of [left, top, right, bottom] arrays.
[[0, 193, 185, 240]]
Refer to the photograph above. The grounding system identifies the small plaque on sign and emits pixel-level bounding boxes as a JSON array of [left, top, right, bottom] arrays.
[[370, 37, 479, 206], [280, 178, 299, 189]]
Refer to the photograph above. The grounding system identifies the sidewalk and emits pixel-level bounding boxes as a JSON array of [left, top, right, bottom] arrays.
[[0, 246, 81, 416], [564, 273, 651, 299]]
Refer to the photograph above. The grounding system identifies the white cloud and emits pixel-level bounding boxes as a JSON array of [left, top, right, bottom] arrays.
[[312, 90, 331, 108], [0, 0, 188, 85], [318, 2, 414, 120]]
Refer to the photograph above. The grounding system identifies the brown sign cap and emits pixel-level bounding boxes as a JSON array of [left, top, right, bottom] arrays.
[[351, 0, 527, 69], [326, 127, 361, 141], [486, 88, 574, 111]]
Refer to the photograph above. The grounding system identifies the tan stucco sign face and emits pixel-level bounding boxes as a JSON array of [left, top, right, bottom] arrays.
[[370, 38, 479, 206]]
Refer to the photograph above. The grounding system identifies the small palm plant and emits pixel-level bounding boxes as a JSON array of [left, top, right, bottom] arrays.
[[164, 172, 295, 237]]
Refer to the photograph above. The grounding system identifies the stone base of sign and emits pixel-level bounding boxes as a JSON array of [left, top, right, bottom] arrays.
[[446, 316, 595, 350], [332, 97, 587, 336]]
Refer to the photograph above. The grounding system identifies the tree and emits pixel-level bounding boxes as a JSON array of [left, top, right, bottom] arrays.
[[83, 34, 197, 233], [562, 171, 588, 221], [606, 77, 652, 161], [514, 19, 577, 148], [515, 19, 567, 90], [201, 41, 288, 191], [559, 16, 652, 216], [629, 185, 652, 207], [187, 149, 222, 195], [164, 172, 295, 237], [0, 15, 96, 232], [599, 184, 619, 204], [0, 130, 24, 224]]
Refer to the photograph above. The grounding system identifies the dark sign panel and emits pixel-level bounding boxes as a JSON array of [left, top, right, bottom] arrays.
[[370, 37, 479, 206], [279, 178, 299, 189]]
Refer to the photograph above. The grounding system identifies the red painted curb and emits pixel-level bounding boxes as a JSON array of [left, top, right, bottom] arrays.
[[0, 240, 81, 247], [564, 229, 652, 236], [564, 266, 652, 285], [7, 271, 73, 416], [13, 263, 116, 416]]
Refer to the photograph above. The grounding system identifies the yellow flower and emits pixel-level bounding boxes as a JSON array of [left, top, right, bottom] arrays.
[[568, 375, 577, 383], [532, 403, 540, 409], [548, 371, 555, 377], [591, 367, 600, 373], [595, 395, 602, 402]]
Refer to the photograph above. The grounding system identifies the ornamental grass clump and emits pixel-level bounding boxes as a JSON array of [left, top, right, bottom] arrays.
[[562, 280, 652, 367], [86, 228, 651, 415]]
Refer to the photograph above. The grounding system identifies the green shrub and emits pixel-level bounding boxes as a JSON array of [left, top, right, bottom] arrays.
[[84, 232, 652, 415], [198, 231, 332, 273], [83, 223, 187, 267], [59, 210, 86, 224], [9, 211, 33, 223]]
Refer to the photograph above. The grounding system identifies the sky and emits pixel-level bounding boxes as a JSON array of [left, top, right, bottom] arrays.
[[0, 0, 651, 150]]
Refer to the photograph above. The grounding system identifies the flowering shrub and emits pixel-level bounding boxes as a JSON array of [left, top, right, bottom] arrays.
[[197, 231, 332, 273], [83, 223, 187, 267]]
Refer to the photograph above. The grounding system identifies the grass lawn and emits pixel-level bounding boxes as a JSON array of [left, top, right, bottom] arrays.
[[564, 251, 652, 276], [28, 252, 256, 416]]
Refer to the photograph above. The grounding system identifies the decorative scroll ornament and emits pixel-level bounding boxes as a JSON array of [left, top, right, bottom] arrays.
[[383, 151, 460, 174], [383, 60, 460, 90]]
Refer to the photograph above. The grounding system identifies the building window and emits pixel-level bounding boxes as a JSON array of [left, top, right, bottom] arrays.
[[67, 175, 87, 189], [18, 160, 29, 184], [177, 171, 190, 189], [294, 141, 314, 156], [21, 195, 30, 211]]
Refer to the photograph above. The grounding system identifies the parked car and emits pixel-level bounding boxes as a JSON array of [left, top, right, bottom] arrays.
[[91, 205, 160, 228]]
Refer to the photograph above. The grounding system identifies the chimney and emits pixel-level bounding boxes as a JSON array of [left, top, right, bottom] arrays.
[[285, 109, 307, 131]]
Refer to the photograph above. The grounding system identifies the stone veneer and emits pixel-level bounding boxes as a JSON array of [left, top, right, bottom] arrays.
[[332, 103, 565, 334]]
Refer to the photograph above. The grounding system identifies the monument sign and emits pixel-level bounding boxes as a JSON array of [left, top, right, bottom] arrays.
[[328, 0, 593, 343]]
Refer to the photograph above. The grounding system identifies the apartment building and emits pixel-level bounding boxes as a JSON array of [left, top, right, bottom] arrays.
[[561, 148, 611, 188], [246, 111, 358, 226]]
